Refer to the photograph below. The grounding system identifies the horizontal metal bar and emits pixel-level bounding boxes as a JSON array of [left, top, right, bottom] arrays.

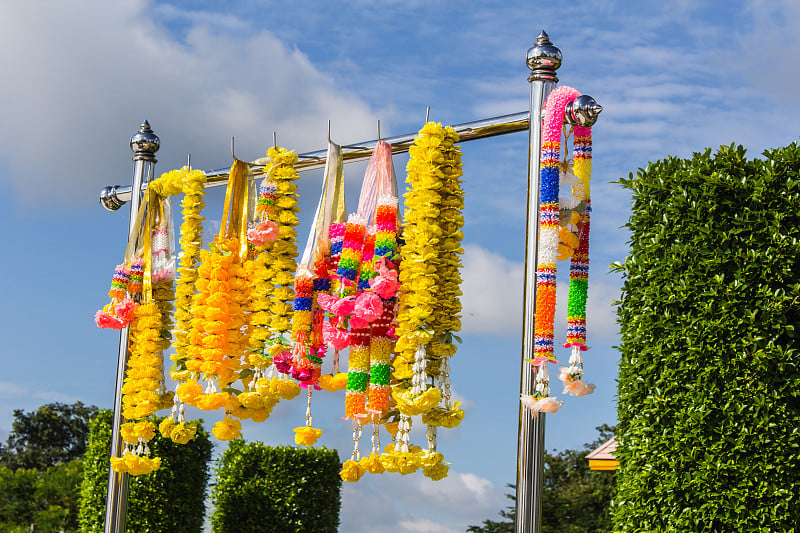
[[103, 111, 529, 208]]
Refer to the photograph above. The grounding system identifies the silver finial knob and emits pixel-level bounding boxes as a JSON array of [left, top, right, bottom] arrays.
[[130, 120, 160, 159], [100, 185, 124, 211], [526, 31, 562, 82], [564, 95, 603, 127]]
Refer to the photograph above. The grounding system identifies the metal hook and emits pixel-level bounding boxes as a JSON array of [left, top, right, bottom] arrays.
[[426, 106, 431, 123], [231, 137, 236, 160], [273, 131, 277, 148], [377, 119, 381, 141]]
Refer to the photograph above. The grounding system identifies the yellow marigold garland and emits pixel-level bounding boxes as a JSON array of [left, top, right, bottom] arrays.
[[386, 122, 465, 480], [167, 167, 208, 377], [112, 300, 171, 475], [259, 146, 300, 343]]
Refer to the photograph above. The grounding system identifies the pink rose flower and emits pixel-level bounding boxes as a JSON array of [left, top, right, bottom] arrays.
[[114, 298, 139, 326], [330, 295, 356, 317], [323, 321, 350, 351], [273, 351, 293, 374], [353, 292, 383, 324], [369, 257, 399, 299], [530, 356, 553, 368], [316, 293, 337, 313], [248, 220, 279, 246], [95, 310, 123, 330]]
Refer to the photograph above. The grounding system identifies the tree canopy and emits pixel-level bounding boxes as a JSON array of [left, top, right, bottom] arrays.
[[0, 402, 98, 470]]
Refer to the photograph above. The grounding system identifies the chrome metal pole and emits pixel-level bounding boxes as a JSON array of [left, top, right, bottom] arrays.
[[103, 121, 160, 533], [516, 31, 561, 533], [100, 112, 531, 210]]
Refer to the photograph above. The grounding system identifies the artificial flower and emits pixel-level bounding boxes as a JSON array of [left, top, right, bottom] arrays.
[[340, 459, 367, 482], [248, 220, 279, 246], [564, 380, 596, 397], [319, 372, 348, 392], [520, 393, 564, 416], [114, 298, 139, 325], [352, 291, 383, 324], [212, 416, 242, 441], [293, 426, 323, 446], [423, 462, 450, 481], [360, 453, 385, 474], [322, 321, 350, 351], [170, 422, 197, 444], [95, 310, 123, 330], [393, 387, 442, 416], [159, 417, 175, 439]]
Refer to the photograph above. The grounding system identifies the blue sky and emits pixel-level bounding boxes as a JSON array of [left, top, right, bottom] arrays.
[[2, 1, 800, 531]]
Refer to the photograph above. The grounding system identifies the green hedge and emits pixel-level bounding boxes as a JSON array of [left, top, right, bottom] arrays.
[[211, 441, 341, 533], [78, 410, 212, 532], [613, 143, 800, 531]]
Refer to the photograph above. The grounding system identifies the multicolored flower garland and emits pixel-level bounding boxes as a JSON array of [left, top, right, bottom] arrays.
[[525, 86, 596, 416], [97, 124, 482, 484]]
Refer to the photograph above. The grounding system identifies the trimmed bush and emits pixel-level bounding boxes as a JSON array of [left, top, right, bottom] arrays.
[[211, 440, 341, 533], [78, 410, 212, 532], [613, 143, 800, 530]]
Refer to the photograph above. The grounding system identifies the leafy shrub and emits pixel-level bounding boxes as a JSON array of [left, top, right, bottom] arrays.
[[0, 460, 84, 532], [211, 440, 341, 533], [78, 410, 212, 532], [613, 143, 800, 531]]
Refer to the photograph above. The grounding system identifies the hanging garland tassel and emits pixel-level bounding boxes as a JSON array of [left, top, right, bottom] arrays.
[[559, 125, 596, 398], [524, 86, 597, 418]]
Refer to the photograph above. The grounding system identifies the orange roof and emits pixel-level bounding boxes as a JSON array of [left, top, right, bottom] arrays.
[[586, 437, 618, 471]]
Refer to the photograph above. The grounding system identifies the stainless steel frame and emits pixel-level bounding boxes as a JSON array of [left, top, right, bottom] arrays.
[[103, 121, 159, 533], [99, 33, 600, 533], [516, 31, 561, 533]]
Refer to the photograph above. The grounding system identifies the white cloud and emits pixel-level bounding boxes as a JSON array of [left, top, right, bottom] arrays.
[[340, 469, 507, 533], [398, 519, 461, 533], [0, 381, 78, 404], [460, 243, 524, 336], [0, 1, 376, 206], [461, 243, 620, 340]]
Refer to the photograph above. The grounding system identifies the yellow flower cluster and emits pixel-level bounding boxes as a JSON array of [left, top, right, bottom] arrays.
[[212, 415, 242, 441], [338, 443, 450, 482], [388, 122, 465, 481], [293, 426, 323, 446], [110, 452, 161, 476], [113, 301, 172, 475], [256, 146, 300, 341], [421, 401, 465, 429], [185, 240, 249, 389], [122, 302, 171, 420], [319, 372, 348, 392], [392, 386, 441, 417], [158, 417, 198, 444], [120, 420, 156, 443]]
